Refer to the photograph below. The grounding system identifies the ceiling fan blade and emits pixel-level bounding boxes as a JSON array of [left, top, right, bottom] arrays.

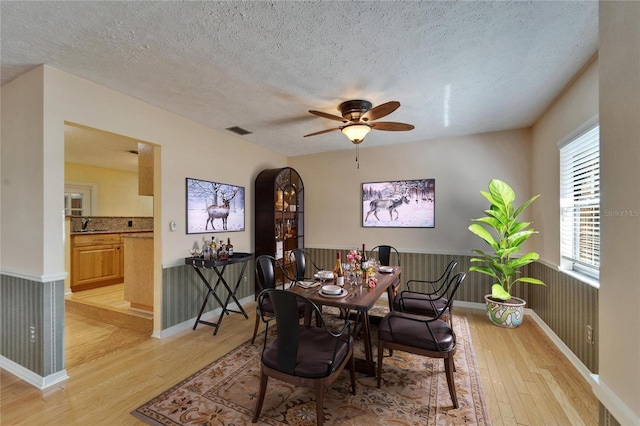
[[371, 122, 415, 131], [303, 127, 341, 137], [308, 110, 346, 122], [363, 101, 400, 121]]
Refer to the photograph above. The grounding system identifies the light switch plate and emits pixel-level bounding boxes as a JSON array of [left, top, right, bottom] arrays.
[[169, 220, 177, 231]]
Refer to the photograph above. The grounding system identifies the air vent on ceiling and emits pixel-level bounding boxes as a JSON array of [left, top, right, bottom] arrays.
[[226, 126, 252, 136]]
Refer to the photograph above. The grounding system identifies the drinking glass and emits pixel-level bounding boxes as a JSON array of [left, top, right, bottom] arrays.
[[354, 269, 363, 286], [342, 263, 352, 284]]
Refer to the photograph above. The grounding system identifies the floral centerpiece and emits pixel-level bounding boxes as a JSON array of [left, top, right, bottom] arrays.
[[367, 275, 378, 288], [347, 249, 363, 271], [347, 249, 378, 287]]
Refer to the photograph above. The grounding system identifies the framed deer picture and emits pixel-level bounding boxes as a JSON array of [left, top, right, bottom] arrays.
[[186, 178, 245, 234], [362, 179, 435, 228]]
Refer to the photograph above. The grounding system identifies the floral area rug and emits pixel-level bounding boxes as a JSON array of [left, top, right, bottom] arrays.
[[132, 307, 489, 425]]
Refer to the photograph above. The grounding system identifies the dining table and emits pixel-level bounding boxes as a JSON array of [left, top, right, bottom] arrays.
[[288, 266, 402, 376]]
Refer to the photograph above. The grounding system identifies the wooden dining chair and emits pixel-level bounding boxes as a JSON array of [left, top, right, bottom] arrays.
[[368, 245, 401, 310], [393, 259, 459, 328], [253, 289, 356, 425], [251, 255, 305, 344], [377, 272, 466, 409]]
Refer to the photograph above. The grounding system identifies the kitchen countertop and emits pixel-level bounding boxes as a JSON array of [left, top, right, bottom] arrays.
[[121, 233, 154, 239], [71, 230, 153, 235]]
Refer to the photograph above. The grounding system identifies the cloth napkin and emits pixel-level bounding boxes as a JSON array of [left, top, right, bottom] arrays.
[[297, 280, 321, 289]]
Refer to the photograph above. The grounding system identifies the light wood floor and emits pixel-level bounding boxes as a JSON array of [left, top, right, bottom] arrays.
[[64, 284, 153, 334], [1, 302, 598, 425]]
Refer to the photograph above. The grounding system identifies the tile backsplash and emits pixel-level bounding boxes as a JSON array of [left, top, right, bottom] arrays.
[[69, 216, 153, 233]]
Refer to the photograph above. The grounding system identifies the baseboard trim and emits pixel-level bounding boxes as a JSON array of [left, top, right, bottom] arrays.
[[156, 294, 255, 339], [0, 356, 68, 390], [588, 374, 639, 426]]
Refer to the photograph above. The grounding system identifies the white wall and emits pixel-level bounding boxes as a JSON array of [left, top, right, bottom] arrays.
[[597, 1, 640, 423], [289, 128, 533, 254], [1, 66, 48, 278], [531, 57, 599, 264]]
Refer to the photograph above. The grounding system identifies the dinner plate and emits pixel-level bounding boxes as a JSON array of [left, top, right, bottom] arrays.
[[321, 284, 342, 295], [378, 266, 394, 273], [319, 288, 348, 298], [315, 272, 334, 281]]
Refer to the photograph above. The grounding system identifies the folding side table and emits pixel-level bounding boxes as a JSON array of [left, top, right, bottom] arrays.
[[185, 252, 253, 335]]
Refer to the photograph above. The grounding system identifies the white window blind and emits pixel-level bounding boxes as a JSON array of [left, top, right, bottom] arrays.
[[560, 124, 600, 278]]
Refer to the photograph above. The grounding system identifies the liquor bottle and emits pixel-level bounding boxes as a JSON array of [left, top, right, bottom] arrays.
[[362, 244, 367, 263], [227, 237, 234, 256], [210, 237, 217, 260], [218, 239, 226, 260], [203, 239, 211, 260], [333, 252, 344, 286]]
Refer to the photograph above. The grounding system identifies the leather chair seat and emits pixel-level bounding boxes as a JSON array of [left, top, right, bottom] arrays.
[[378, 311, 455, 352], [393, 291, 448, 316], [259, 296, 306, 317], [262, 327, 352, 378]]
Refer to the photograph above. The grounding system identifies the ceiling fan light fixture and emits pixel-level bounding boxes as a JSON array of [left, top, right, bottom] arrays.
[[341, 123, 371, 144]]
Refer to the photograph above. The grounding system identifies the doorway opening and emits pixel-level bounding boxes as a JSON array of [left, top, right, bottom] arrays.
[[63, 122, 158, 367]]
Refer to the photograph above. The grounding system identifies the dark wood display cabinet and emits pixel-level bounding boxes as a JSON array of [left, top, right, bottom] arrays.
[[254, 167, 304, 294]]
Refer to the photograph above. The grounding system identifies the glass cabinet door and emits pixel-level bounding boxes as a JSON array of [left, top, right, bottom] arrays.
[[274, 168, 304, 261]]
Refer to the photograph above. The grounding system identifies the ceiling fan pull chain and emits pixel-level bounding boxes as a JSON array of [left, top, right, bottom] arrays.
[[356, 144, 360, 169]]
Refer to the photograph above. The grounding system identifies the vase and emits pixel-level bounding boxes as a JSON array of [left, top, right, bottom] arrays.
[[275, 190, 289, 211], [484, 295, 526, 328]]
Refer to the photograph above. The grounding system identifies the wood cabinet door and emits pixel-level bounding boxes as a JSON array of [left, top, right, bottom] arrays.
[[71, 244, 123, 291]]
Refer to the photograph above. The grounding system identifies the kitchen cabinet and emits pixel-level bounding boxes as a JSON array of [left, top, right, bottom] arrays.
[[71, 233, 123, 291], [122, 235, 154, 312]]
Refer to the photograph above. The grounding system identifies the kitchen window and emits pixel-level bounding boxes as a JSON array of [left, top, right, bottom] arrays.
[[64, 182, 97, 216]]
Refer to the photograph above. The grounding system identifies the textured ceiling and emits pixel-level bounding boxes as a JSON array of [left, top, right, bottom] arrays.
[[1, 1, 598, 166]]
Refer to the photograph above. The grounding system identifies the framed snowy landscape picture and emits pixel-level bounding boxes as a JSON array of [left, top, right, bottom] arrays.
[[186, 177, 245, 234], [361, 179, 435, 228]]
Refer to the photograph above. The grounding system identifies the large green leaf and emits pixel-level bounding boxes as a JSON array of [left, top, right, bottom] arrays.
[[489, 179, 515, 210], [514, 276, 546, 286], [469, 265, 498, 278], [483, 209, 509, 228], [468, 224, 498, 249], [509, 253, 539, 268], [491, 284, 511, 300], [473, 216, 502, 229], [513, 194, 540, 219], [506, 230, 536, 248], [470, 249, 496, 261], [479, 190, 496, 206], [496, 247, 520, 258], [508, 221, 530, 234]]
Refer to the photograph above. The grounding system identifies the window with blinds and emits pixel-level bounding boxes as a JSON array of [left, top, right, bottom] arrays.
[[559, 124, 600, 279]]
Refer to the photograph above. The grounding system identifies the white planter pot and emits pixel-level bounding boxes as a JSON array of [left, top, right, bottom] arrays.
[[484, 295, 526, 328]]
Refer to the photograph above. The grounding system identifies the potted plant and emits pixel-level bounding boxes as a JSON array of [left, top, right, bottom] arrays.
[[468, 179, 546, 328]]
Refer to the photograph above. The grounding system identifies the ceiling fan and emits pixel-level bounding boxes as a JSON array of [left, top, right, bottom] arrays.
[[304, 99, 415, 145]]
